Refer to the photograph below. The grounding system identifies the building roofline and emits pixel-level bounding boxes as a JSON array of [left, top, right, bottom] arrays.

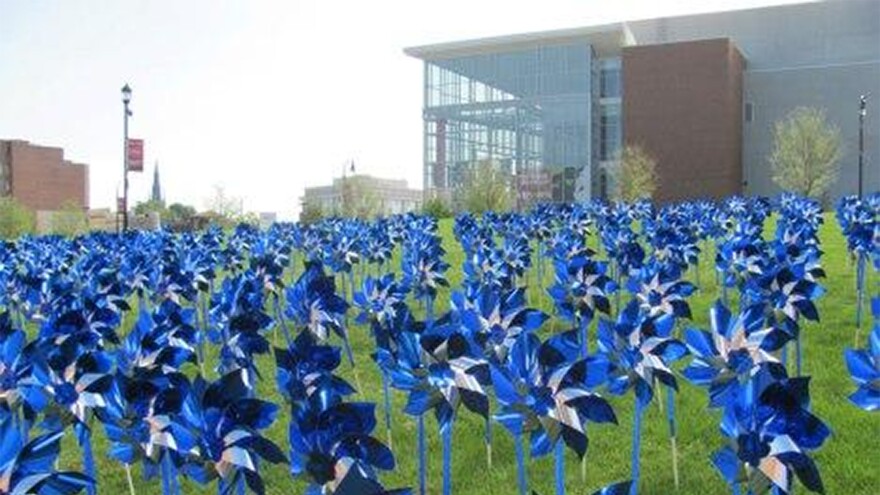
[[404, 23, 633, 60], [402, 0, 825, 60]]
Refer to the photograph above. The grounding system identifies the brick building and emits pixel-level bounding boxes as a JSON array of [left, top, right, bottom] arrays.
[[0, 139, 89, 211]]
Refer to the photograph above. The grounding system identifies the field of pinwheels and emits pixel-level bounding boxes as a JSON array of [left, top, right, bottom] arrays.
[[1, 193, 878, 495]]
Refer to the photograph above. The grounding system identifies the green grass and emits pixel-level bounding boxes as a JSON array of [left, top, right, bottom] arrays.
[[56, 215, 879, 494]]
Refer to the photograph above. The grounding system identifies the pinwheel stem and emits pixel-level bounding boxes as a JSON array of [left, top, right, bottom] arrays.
[[554, 440, 565, 495], [160, 451, 180, 495], [418, 415, 427, 495], [855, 254, 866, 346], [442, 420, 454, 495], [514, 432, 527, 495], [580, 453, 587, 484], [485, 417, 493, 469], [78, 426, 97, 495], [578, 313, 590, 358], [382, 371, 393, 449], [666, 386, 680, 490], [125, 463, 136, 495], [273, 296, 293, 347], [631, 400, 645, 495]]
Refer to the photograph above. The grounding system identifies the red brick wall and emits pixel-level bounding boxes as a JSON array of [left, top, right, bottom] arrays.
[[622, 38, 745, 203], [6, 140, 89, 211]]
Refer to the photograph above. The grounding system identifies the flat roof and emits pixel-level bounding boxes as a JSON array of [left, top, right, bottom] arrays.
[[404, 23, 633, 60]]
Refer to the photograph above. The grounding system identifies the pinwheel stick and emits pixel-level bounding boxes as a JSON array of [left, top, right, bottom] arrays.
[[125, 464, 136, 495], [382, 371, 393, 450], [555, 439, 565, 495], [442, 420, 454, 495], [514, 432, 528, 495], [485, 418, 493, 469], [855, 253, 866, 346], [630, 399, 645, 495], [78, 426, 97, 495], [418, 415, 427, 495], [666, 386, 680, 489]]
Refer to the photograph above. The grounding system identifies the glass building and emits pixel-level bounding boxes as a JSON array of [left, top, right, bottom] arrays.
[[407, 27, 628, 206]]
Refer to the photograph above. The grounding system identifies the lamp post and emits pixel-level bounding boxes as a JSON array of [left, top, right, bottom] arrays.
[[858, 94, 867, 198], [121, 83, 132, 231]]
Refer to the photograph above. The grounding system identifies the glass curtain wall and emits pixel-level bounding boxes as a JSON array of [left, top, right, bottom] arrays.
[[423, 44, 593, 205], [597, 57, 622, 200]]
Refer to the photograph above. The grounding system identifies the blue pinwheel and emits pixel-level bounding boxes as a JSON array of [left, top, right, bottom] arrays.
[[844, 298, 880, 411], [177, 369, 287, 495], [596, 302, 688, 495], [492, 331, 616, 495], [683, 301, 785, 409], [627, 261, 695, 321], [285, 262, 353, 364], [289, 401, 401, 495], [712, 369, 830, 495], [0, 416, 92, 495], [549, 252, 616, 357], [0, 312, 35, 426], [392, 322, 490, 495]]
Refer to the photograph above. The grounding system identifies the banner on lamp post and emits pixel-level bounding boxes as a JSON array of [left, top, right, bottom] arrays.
[[127, 138, 144, 172]]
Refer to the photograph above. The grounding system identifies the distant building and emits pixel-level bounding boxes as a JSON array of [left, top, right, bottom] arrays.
[[0, 139, 89, 210], [301, 175, 422, 216], [405, 0, 880, 203]]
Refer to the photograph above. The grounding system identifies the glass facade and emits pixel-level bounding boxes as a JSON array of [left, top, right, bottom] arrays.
[[421, 43, 622, 204], [423, 44, 602, 204]]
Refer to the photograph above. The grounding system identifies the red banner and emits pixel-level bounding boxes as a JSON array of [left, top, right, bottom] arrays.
[[127, 138, 144, 172]]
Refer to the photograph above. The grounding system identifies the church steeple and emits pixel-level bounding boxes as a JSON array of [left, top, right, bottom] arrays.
[[151, 161, 163, 205]]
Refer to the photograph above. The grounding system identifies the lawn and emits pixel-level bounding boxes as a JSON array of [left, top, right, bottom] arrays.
[[55, 214, 878, 495]]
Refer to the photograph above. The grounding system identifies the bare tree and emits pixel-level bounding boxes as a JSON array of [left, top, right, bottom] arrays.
[[611, 145, 658, 202], [770, 107, 841, 199]]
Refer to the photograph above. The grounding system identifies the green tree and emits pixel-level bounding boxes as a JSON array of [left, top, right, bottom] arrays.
[[611, 145, 658, 202], [770, 107, 841, 199], [165, 202, 197, 229], [0, 197, 35, 239], [133, 199, 165, 216], [422, 196, 453, 219], [455, 159, 512, 213], [50, 201, 88, 237]]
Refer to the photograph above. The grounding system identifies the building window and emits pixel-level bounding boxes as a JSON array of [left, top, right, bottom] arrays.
[[600, 102, 621, 161], [600, 58, 621, 99], [744, 102, 754, 123]]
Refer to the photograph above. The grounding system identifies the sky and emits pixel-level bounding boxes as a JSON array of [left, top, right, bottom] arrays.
[[0, 0, 808, 219]]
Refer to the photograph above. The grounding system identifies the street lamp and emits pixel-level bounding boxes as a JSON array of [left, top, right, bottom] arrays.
[[121, 84, 132, 231], [858, 94, 867, 198]]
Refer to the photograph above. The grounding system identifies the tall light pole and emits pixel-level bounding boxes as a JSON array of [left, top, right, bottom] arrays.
[[121, 83, 132, 231], [859, 94, 867, 198]]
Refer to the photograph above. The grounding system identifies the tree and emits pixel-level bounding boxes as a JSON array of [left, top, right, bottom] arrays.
[[166, 203, 197, 228], [0, 197, 35, 239], [770, 107, 841, 199], [340, 176, 382, 219], [611, 145, 658, 202], [204, 184, 244, 227], [49, 201, 88, 237], [422, 196, 453, 219], [299, 202, 324, 225], [455, 159, 512, 213]]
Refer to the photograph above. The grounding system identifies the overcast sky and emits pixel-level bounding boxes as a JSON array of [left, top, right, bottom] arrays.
[[0, 0, 807, 218]]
